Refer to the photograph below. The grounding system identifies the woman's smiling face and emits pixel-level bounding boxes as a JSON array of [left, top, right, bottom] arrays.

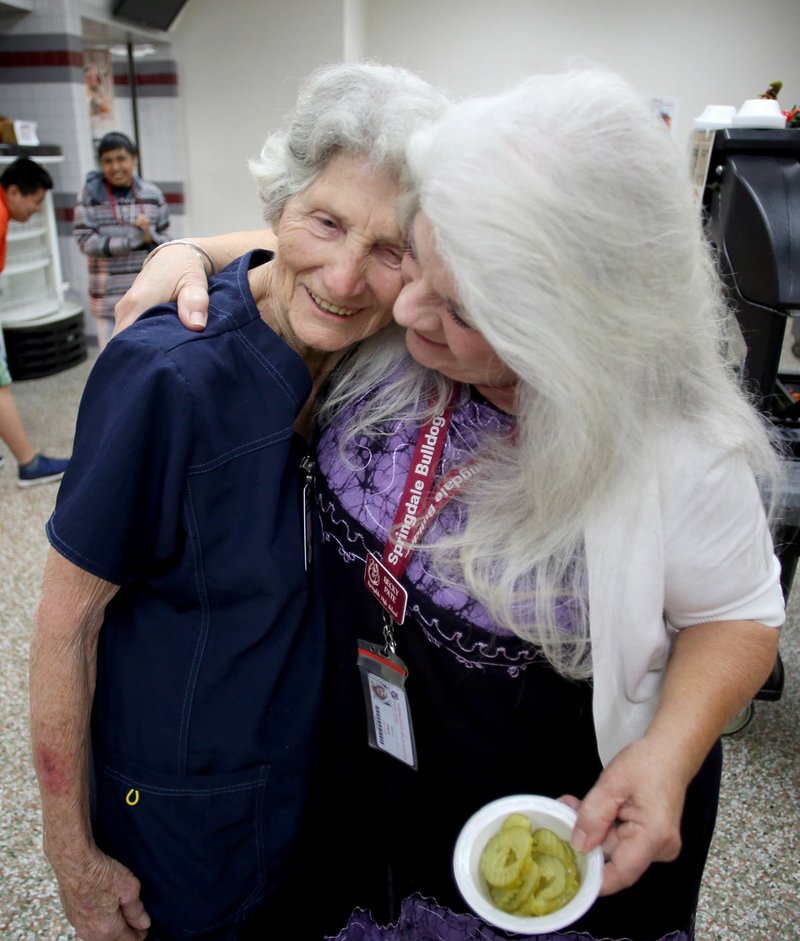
[[393, 213, 518, 411], [269, 151, 406, 353]]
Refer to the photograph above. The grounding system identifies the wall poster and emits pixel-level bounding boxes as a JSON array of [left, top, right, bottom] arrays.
[[84, 49, 116, 141]]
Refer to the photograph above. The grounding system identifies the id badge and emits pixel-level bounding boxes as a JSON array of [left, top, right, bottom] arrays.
[[364, 551, 408, 624], [357, 640, 417, 769]]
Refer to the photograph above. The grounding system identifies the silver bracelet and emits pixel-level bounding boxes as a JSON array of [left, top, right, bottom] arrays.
[[143, 239, 217, 277]]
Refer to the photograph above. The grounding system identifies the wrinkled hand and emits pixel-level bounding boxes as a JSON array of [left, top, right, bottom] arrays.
[[562, 737, 688, 896], [54, 848, 150, 941], [114, 242, 210, 337]]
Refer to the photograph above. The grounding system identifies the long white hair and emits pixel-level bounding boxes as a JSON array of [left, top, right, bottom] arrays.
[[321, 67, 782, 678]]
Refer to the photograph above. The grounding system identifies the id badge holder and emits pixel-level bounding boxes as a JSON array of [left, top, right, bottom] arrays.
[[357, 628, 418, 769]]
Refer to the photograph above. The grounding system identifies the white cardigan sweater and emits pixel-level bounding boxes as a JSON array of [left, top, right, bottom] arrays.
[[584, 423, 785, 765]]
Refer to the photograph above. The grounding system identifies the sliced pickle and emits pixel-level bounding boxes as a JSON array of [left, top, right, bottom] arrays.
[[515, 892, 557, 917], [533, 855, 567, 900], [488, 858, 533, 907], [490, 858, 540, 913], [480, 828, 533, 888], [561, 841, 579, 880], [480, 816, 582, 918], [564, 871, 580, 897], [490, 883, 517, 909], [501, 813, 532, 833], [532, 827, 565, 857]]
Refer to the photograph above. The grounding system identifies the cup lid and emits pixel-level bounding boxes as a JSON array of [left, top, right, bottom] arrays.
[[731, 97, 786, 129], [693, 104, 736, 130]]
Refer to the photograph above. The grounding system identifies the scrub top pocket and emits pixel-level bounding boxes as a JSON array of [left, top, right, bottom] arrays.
[[93, 755, 271, 937]]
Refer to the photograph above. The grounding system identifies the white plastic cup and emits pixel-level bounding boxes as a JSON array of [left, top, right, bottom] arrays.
[[692, 104, 736, 131], [731, 98, 786, 129], [452, 794, 604, 935]]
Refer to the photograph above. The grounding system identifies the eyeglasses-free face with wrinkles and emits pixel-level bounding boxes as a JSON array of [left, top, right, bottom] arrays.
[[268, 151, 406, 354]]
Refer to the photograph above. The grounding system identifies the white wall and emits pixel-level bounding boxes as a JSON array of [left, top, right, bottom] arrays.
[[364, 0, 800, 143], [168, 0, 800, 233], [170, 0, 346, 235]]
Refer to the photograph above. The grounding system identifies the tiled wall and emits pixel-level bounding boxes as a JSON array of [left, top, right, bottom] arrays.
[[112, 57, 186, 230], [0, 23, 90, 308], [0, 0, 186, 336]]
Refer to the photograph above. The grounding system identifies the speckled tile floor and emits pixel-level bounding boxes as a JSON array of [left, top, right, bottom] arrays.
[[1, 345, 799, 940]]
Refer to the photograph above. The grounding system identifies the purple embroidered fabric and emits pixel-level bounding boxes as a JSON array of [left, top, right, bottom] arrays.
[[326, 896, 692, 941], [316, 390, 580, 674], [316, 392, 515, 630]]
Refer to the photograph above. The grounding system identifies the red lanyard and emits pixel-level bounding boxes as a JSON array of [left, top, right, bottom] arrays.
[[382, 403, 452, 578], [383, 452, 483, 580], [105, 180, 145, 225], [364, 397, 484, 624]]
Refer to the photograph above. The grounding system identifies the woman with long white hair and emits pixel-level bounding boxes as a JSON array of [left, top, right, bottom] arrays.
[[117, 66, 783, 941]]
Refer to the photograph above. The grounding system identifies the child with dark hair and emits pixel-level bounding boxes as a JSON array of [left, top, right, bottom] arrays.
[[0, 157, 70, 486], [74, 132, 171, 349]]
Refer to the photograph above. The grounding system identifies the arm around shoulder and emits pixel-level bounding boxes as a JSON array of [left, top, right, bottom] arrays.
[[114, 230, 275, 334]]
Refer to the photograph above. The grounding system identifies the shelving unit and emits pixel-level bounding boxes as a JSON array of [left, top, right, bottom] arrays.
[[0, 150, 86, 379]]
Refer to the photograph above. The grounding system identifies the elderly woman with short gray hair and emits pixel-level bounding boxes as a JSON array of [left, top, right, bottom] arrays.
[[30, 62, 447, 941]]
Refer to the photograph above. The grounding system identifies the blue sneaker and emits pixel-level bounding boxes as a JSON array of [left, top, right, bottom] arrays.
[[17, 453, 69, 488]]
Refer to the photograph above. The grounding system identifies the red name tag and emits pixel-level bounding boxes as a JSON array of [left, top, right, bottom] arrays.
[[364, 551, 408, 624]]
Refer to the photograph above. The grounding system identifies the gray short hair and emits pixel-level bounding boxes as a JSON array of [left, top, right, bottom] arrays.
[[249, 61, 449, 225]]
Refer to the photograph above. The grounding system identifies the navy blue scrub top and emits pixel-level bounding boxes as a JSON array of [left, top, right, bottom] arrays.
[[47, 250, 326, 937]]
